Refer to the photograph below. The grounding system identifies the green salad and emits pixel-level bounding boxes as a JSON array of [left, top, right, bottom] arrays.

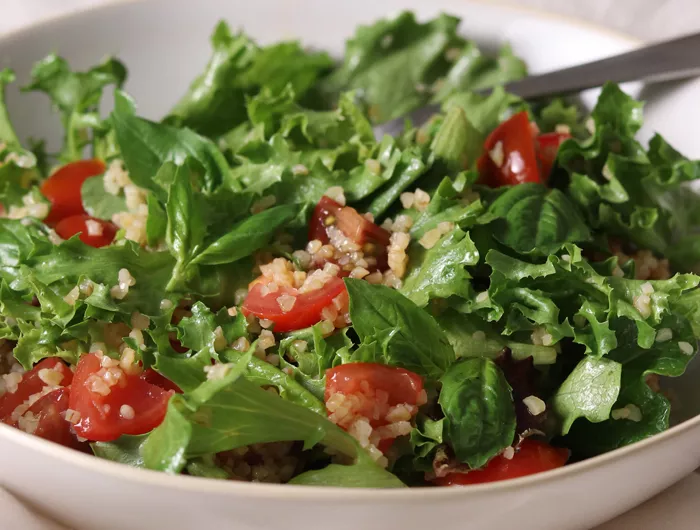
[[1, 11, 700, 488]]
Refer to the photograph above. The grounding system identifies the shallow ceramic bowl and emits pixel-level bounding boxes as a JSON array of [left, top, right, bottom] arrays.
[[2, 1, 700, 529]]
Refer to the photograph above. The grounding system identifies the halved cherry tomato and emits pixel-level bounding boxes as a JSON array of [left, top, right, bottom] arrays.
[[309, 196, 390, 270], [69, 353, 173, 442], [142, 369, 182, 394], [536, 132, 571, 179], [55, 214, 117, 248], [325, 363, 424, 453], [41, 159, 106, 225], [325, 362, 424, 425], [478, 111, 541, 187], [25, 388, 85, 450], [0, 358, 73, 424], [433, 439, 569, 486], [242, 276, 346, 333]]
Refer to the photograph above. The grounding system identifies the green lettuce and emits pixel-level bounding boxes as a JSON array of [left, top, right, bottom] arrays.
[[323, 11, 526, 123], [24, 54, 126, 163]]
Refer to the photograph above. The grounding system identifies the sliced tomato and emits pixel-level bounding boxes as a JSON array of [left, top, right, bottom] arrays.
[[25, 388, 85, 449], [325, 362, 424, 424], [0, 358, 73, 424], [325, 363, 424, 453], [478, 111, 541, 187], [309, 196, 390, 269], [55, 214, 117, 248], [41, 159, 106, 225], [536, 132, 571, 179], [69, 353, 173, 442], [142, 368, 182, 394], [242, 276, 346, 333], [433, 439, 569, 486]]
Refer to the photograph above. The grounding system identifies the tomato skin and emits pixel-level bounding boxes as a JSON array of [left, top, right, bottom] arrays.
[[242, 276, 347, 333], [142, 369, 183, 394], [0, 359, 73, 424], [433, 439, 569, 486], [69, 353, 173, 442], [309, 196, 390, 270], [26, 388, 86, 450], [309, 196, 342, 244], [478, 111, 541, 187], [41, 159, 106, 225], [325, 363, 423, 452], [55, 214, 117, 248], [325, 362, 425, 420], [536, 132, 571, 179]]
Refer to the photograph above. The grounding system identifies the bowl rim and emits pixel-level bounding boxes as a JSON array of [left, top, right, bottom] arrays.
[[4, 409, 700, 499], [2, 0, 692, 502]]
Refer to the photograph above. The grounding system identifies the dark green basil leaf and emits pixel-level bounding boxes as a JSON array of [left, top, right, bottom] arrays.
[[438, 357, 515, 468], [192, 204, 298, 266], [486, 183, 591, 256], [112, 90, 232, 194], [345, 279, 454, 379], [164, 162, 205, 290], [145, 194, 167, 247]]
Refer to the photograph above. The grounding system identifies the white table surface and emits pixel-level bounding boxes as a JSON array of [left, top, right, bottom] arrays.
[[1, 1, 699, 528]]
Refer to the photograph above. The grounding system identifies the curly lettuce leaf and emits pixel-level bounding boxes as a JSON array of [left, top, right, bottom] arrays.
[[24, 54, 126, 162], [166, 22, 332, 138], [323, 12, 525, 123], [401, 228, 478, 307], [557, 83, 700, 270], [564, 314, 697, 456], [457, 245, 699, 360]]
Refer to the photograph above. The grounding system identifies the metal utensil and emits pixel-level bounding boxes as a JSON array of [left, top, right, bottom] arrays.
[[374, 31, 700, 139]]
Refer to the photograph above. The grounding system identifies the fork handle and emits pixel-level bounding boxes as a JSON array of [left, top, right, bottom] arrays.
[[506, 32, 700, 99]]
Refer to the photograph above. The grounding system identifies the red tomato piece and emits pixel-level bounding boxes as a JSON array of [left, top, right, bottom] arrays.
[[433, 439, 569, 486], [69, 353, 173, 442], [169, 337, 189, 354], [309, 196, 390, 270], [41, 159, 106, 225], [0, 358, 73, 424], [55, 214, 117, 248], [325, 363, 424, 453], [478, 111, 541, 187], [242, 276, 346, 333], [141, 369, 182, 394], [325, 362, 425, 424], [536, 132, 572, 179], [25, 388, 85, 450], [309, 196, 342, 244]]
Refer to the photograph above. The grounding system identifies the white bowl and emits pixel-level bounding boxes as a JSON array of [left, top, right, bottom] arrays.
[[2, 1, 700, 529]]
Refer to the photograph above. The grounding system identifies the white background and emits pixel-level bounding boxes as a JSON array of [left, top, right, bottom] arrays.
[[2, 0, 700, 41]]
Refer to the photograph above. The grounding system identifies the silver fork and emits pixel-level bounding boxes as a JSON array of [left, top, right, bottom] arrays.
[[373, 31, 700, 139]]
